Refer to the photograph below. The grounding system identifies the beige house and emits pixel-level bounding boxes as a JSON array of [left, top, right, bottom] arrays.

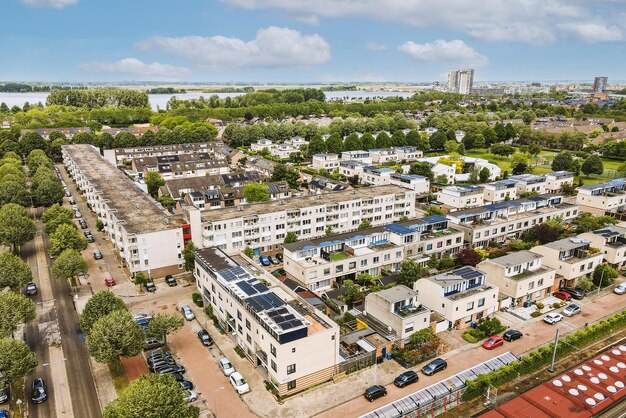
[[530, 237, 605, 288], [579, 225, 626, 269], [508, 174, 547, 195], [414, 266, 499, 330], [437, 185, 485, 209], [483, 180, 518, 203], [576, 179, 626, 215], [478, 251, 555, 306], [364, 285, 431, 341], [311, 153, 340, 171], [545, 171, 574, 193]]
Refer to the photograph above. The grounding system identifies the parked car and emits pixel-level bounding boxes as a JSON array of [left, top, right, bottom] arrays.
[[275, 253, 283, 262], [614, 283, 626, 295], [259, 255, 271, 266], [483, 335, 504, 350], [79, 220, 88, 229], [229, 372, 250, 395], [553, 291, 572, 301], [503, 329, 523, 342], [84, 231, 94, 242], [363, 385, 387, 401], [394, 371, 418, 388], [144, 279, 156, 293], [134, 313, 153, 322], [155, 364, 185, 375], [104, 277, 116, 287], [180, 305, 195, 321], [0, 410, 8, 418], [563, 304, 581, 317], [64, 189, 71, 197], [93, 250, 103, 260], [271, 268, 286, 279], [170, 373, 185, 383], [25, 282, 38, 296], [144, 339, 164, 351], [218, 358, 235, 376], [544, 313, 564, 324], [179, 380, 194, 390], [197, 329, 213, 346], [268, 255, 280, 265], [421, 358, 447, 376], [31, 378, 47, 404], [184, 390, 198, 402], [559, 287, 585, 300], [0, 383, 9, 404], [165, 275, 177, 287], [74, 210, 82, 219], [68, 197, 76, 205]]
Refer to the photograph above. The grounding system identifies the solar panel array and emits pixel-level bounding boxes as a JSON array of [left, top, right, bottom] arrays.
[[157, 155, 180, 163], [247, 292, 285, 313], [360, 351, 518, 418], [266, 307, 305, 331], [452, 266, 483, 280], [217, 266, 249, 282]]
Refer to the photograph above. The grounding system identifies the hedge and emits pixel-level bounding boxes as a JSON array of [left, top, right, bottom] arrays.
[[462, 309, 626, 401]]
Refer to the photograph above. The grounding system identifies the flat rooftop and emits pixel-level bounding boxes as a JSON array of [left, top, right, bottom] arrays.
[[484, 250, 543, 267], [63, 144, 183, 234], [198, 184, 410, 223]]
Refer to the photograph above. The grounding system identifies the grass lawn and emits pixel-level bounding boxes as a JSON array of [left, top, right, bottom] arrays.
[[109, 361, 129, 395], [329, 252, 350, 261]]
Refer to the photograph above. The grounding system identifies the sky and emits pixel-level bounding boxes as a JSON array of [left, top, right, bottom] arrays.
[[2, 0, 626, 83]]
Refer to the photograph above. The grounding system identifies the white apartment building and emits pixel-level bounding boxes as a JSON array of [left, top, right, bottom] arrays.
[[530, 237, 605, 288], [338, 160, 367, 179], [418, 155, 500, 184], [340, 151, 373, 164], [508, 174, 547, 195], [361, 166, 395, 186], [458, 69, 474, 94], [393, 147, 423, 162], [390, 173, 430, 194], [545, 171, 574, 193], [103, 142, 224, 166], [478, 251, 556, 305], [311, 154, 340, 171], [194, 247, 339, 397], [270, 144, 297, 159], [579, 225, 626, 269], [437, 185, 485, 210], [251, 139, 274, 152], [63, 144, 188, 277], [282, 215, 463, 292], [414, 266, 499, 330], [483, 180, 518, 203], [184, 185, 417, 254], [364, 286, 431, 342], [576, 178, 626, 215], [430, 163, 457, 185], [447, 194, 579, 248], [369, 148, 399, 164]]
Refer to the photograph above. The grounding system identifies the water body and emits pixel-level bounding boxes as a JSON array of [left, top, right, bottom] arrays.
[[0, 90, 414, 111]]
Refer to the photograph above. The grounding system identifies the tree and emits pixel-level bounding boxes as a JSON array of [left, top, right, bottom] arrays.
[[147, 313, 184, 344], [455, 249, 482, 267], [307, 134, 326, 155], [33, 176, 64, 207], [521, 222, 563, 244], [243, 246, 254, 258], [356, 273, 376, 286], [0, 203, 36, 253], [242, 182, 270, 203], [157, 195, 176, 209], [342, 280, 361, 308], [0, 180, 29, 207], [444, 140, 458, 154], [284, 232, 298, 244], [0, 291, 36, 338], [80, 291, 129, 335], [581, 155, 604, 177], [270, 163, 300, 189], [576, 277, 594, 293], [479, 167, 490, 183], [399, 260, 423, 287], [592, 264, 618, 288], [49, 223, 88, 257], [490, 144, 514, 156], [51, 249, 88, 282], [325, 133, 344, 154], [145, 171, 164, 198], [409, 162, 434, 180], [358, 220, 372, 230], [325, 225, 333, 236], [0, 338, 38, 383], [572, 213, 617, 233], [429, 131, 446, 151], [42, 203, 75, 234], [103, 374, 199, 418], [439, 255, 455, 270], [375, 132, 392, 148], [434, 174, 449, 185], [344, 133, 363, 151], [427, 254, 439, 269], [551, 151, 574, 172], [425, 205, 445, 216], [86, 310, 145, 364], [182, 242, 196, 271], [0, 251, 33, 292]]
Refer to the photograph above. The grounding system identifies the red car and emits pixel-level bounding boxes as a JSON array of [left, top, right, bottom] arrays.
[[483, 336, 504, 350], [104, 277, 116, 287], [553, 291, 571, 301]]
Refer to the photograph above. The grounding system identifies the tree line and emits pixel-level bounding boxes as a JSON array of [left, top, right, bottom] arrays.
[[46, 89, 150, 109]]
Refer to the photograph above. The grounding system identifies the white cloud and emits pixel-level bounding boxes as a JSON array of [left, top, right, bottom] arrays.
[[398, 39, 488, 66], [293, 15, 320, 26], [19, 0, 77, 8], [136, 27, 330, 70], [219, 0, 605, 44], [79, 58, 190, 80], [367, 42, 388, 52], [558, 22, 624, 42]]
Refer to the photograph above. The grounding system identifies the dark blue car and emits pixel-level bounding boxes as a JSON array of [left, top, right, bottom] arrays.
[[421, 358, 447, 376], [259, 255, 271, 266]]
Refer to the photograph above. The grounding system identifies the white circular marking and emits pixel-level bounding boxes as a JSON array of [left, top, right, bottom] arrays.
[[612, 349, 622, 355], [599, 373, 608, 380], [591, 377, 600, 384], [583, 365, 592, 371], [617, 362, 626, 369], [615, 381, 624, 388], [553, 380, 563, 387], [574, 369, 584, 376], [577, 384, 587, 391], [607, 386, 617, 393], [610, 366, 619, 373], [586, 398, 597, 406], [601, 355, 611, 361], [618, 345, 626, 351], [594, 359, 603, 365], [569, 389, 579, 396], [562, 375, 572, 382], [594, 393, 605, 401]]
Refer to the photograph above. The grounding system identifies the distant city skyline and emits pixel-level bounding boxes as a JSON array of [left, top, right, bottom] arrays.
[[2, 0, 626, 83]]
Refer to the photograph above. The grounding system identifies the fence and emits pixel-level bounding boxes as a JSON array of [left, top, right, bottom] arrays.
[[335, 350, 377, 375]]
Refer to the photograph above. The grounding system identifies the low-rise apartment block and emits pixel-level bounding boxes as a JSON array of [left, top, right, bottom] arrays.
[[576, 178, 626, 215], [507, 174, 547, 195], [361, 166, 395, 186], [437, 185, 484, 210], [63, 144, 188, 276], [363, 286, 430, 342], [21, 127, 91, 140], [478, 251, 556, 305], [579, 225, 626, 269], [369, 148, 398, 164], [545, 171, 574, 193], [530, 237, 604, 288], [447, 194, 579, 248], [194, 247, 339, 397], [414, 266, 499, 330], [184, 185, 416, 254], [340, 151, 373, 164], [483, 180, 518, 203], [282, 215, 463, 292], [311, 154, 340, 171], [389, 173, 430, 194], [103, 142, 224, 166], [393, 146, 423, 162], [133, 154, 229, 180]]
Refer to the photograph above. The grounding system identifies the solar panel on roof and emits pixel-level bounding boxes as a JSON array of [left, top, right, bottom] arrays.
[[235, 281, 257, 296]]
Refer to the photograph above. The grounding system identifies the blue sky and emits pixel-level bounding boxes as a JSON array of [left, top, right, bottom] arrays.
[[2, 0, 626, 83]]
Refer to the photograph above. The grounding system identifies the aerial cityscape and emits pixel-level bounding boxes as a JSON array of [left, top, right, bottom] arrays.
[[1, 1, 626, 418]]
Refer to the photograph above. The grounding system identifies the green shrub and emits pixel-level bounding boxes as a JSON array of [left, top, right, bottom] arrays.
[[192, 292, 203, 307], [234, 346, 246, 358], [133, 272, 146, 285], [95, 220, 104, 231], [536, 302, 545, 310], [530, 311, 541, 318], [462, 332, 480, 343], [552, 302, 561, 309]]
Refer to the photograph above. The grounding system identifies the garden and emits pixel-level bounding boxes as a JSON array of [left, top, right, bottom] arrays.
[[393, 328, 443, 368], [462, 318, 507, 343]]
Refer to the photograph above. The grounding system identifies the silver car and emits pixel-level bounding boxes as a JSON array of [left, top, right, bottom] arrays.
[[563, 304, 581, 317]]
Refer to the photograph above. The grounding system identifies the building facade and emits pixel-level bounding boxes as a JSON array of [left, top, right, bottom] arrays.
[[576, 179, 626, 215], [579, 225, 626, 270]]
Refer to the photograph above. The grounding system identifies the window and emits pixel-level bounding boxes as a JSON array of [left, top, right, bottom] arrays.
[[287, 364, 296, 374], [246, 319, 251, 330], [287, 380, 296, 390], [237, 310, 242, 321], [538, 278, 544, 286], [246, 334, 252, 344], [292, 347, 296, 353], [477, 298, 485, 307], [349, 262, 356, 270], [270, 344, 276, 357], [466, 301, 474, 311], [323, 268, 330, 276], [528, 281, 535, 290], [271, 360, 277, 372]]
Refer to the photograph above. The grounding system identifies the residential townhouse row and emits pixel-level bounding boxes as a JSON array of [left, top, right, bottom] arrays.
[[103, 141, 226, 166], [338, 161, 430, 193], [576, 178, 626, 215], [311, 146, 425, 172]]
